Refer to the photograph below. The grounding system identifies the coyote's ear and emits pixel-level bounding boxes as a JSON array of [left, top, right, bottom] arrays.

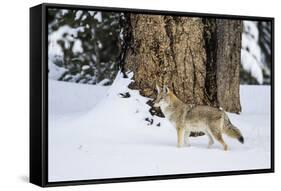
[[163, 85, 169, 94], [156, 84, 160, 94]]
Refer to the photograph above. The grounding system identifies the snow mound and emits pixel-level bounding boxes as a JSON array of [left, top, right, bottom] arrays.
[[74, 72, 165, 132]]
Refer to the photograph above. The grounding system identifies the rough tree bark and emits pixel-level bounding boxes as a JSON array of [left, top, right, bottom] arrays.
[[122, 14, 242, 115], [216, 20, 242, 112]]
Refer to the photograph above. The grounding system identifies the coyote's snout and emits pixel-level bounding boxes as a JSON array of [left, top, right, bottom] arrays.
[[154, 85, 244, 151]]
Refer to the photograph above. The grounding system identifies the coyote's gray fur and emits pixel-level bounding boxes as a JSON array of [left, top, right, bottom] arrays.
[[154, 85, 244, 150]]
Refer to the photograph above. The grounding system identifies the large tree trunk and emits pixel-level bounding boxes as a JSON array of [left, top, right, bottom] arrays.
[[216, 20, 242, 112], [123, 14, 242, 115]]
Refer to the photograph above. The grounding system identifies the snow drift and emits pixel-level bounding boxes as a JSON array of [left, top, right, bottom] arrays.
[[48, 73, 271, 182]]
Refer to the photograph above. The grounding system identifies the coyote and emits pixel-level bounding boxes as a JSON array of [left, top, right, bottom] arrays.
[[154, 85, 244, 151]]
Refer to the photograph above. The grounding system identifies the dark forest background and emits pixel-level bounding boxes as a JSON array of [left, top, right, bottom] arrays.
[[48, 9, 272, 85]]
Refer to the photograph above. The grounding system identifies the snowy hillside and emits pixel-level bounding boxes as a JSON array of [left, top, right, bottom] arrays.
[[48, 74, 271, 182]]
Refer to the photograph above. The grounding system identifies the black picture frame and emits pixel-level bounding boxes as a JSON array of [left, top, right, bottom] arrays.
[[30, 3, 275, 187]]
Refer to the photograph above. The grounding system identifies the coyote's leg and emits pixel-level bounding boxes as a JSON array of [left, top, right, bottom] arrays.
[[177, 128, 185, 148], [210, 128, 228, 151], [217, 136, 228, 151], [205, 130, 214, 148], [184, 129, 191, 147]]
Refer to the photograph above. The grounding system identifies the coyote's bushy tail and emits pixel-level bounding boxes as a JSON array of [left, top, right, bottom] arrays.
[[223, 114, 244, 144]]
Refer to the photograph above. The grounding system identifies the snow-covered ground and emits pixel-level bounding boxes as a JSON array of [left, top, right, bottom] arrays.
[[48, 73, 271, 182]]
